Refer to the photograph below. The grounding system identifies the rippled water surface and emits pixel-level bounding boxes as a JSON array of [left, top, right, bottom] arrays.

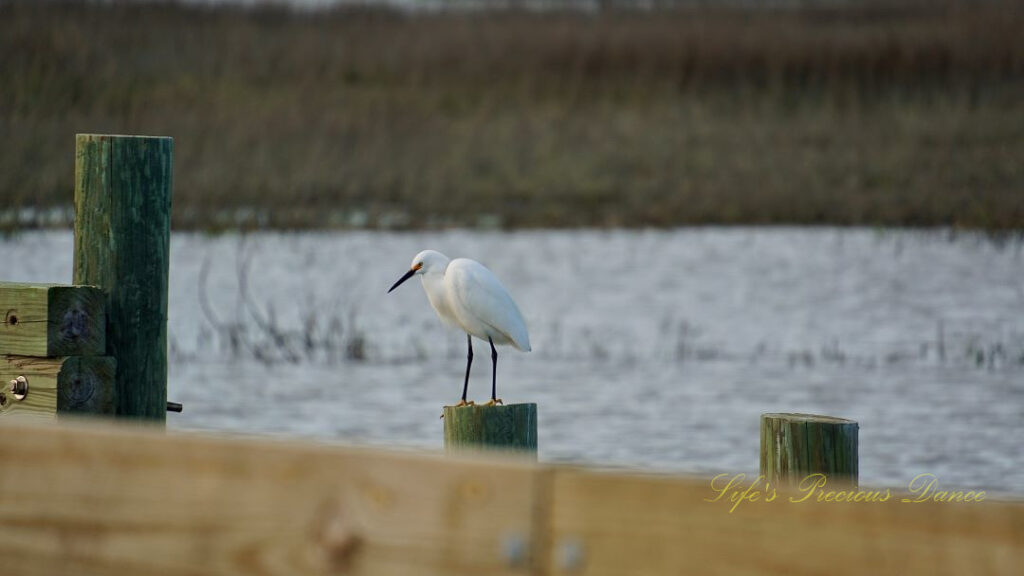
[[3, 229, 1022, 493]]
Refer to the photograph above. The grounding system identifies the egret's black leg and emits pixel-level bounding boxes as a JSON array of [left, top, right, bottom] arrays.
[[489, 337, 499, 403], [461, 334, 473, 403]]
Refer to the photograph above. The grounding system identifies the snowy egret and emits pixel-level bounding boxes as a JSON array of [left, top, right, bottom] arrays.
[[388, 250, 531, 406]]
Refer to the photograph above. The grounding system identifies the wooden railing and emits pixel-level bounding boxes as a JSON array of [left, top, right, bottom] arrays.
[[1, 419, 1020, 576]]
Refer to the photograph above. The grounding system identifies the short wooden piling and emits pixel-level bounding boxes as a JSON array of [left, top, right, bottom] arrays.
[[443, 403, 537, 457], [760, 412, 858, 487], [73, 134, 173, 421]]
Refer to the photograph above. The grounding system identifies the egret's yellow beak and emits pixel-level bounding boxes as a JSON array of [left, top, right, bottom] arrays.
[[388, 263, 421, 293]]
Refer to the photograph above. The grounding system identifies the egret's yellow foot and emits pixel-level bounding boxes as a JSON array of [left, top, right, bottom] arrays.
[[485, 398, 504, 407], [441, 399, 476, 418]]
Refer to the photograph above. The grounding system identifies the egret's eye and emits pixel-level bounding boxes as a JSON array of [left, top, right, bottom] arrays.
[[413, 262, 423, 270]]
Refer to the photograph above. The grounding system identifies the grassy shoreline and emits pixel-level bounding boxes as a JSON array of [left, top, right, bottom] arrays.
[[2, 1, 1022, 230]]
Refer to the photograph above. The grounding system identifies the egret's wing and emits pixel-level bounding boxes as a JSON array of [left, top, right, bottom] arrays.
[[447, 259, 531, 351]]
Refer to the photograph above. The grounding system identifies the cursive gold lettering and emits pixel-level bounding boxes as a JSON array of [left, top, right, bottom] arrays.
[[903, 473, 938, 503], [705, 473, 746, 503], [790, 473, 828, 503]]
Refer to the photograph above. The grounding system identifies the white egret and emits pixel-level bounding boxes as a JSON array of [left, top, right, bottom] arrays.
[[388, 250, 531, 406]]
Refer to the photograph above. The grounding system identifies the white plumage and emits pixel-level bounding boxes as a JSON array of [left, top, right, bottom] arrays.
[[388, 249, 530, 405], [444, 258, 531, 351]]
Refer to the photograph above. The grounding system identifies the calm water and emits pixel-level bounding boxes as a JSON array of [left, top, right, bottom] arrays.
[[3, 229, 1022, 493]]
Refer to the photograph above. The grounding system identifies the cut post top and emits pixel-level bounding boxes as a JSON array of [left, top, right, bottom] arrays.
[[444, 402, 536, 410], [761, 413, 858, 425], [77, 134, 173, 142], [443, 402, 538, 418]]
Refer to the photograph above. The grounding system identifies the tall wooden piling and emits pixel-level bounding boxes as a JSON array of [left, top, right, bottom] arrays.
[[761, 412, 859, 487], [73, 134, 172, 421], [443, 403, 537, 457]]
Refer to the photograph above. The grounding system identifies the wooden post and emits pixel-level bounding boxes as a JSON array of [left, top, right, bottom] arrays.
[[761, 412, 858, 487], [73, 134, 172, 421], [443, 403, 537, 457]]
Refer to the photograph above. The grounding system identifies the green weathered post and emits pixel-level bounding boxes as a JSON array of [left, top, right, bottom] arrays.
[[443, 403, 537, 457], [760, 412, 859, 488], [73, 134, 172, 421]]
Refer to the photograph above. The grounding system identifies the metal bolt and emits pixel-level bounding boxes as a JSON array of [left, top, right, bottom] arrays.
[[501, 533, 528, 568], [9, 376, 27, 401], [558, 538, 585, 572]]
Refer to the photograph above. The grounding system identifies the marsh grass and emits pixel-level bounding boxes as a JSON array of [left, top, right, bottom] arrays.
[[1, 1, 1022, 230]]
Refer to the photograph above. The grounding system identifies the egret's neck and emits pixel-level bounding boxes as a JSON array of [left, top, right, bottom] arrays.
[[420, 271, 444, 299], [420, 269, 457, 328]]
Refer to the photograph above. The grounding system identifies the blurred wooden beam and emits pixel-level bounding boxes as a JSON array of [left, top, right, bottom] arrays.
[[547, 468, 1021, 576], [0, 420, 1020, 576], [0, 420, 540, 576]]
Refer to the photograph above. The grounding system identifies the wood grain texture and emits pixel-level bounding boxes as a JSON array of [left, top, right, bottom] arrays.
[[0, 283, 105, 357], [761, 412, 859, 487], [547, 468, 1023, 576], [0, 355, 115, 418], [0, 420, 540, 576], [73, 134, 172, 421], [443, 403, 537, 457]]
